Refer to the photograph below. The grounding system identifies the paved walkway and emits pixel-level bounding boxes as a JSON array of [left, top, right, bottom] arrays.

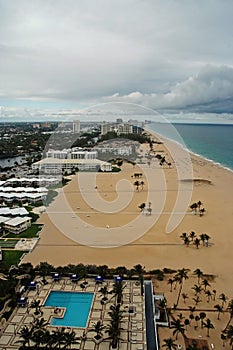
[[0, 277, 145, 350]]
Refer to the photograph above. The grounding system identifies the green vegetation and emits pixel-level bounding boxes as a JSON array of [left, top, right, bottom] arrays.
[[6, 224, 43, 239], [99, 131, 151, 144], [0, 250, 24, 268]]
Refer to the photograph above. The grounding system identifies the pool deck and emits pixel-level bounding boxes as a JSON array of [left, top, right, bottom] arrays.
[[0, 277, 146, 350]]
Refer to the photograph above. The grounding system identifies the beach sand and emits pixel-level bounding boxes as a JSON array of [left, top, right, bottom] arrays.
[[22, 132, 233, 348], [23, 133, 233, 294]]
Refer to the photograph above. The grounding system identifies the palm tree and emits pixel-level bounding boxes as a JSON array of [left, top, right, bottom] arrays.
[[174, 268, 189, 306], [184, 237, 190, 247], [189, 231, 196, 241], [138, 202, 146, 212], [199, 233, 206, 246], [140, 181, 144, 190], [194, 238, 201, 249], [106, 321, 123, 349], [170, 319, 185, 340], [17, 325, 33, 348], [182, 293, 189, 304], [190, 202, 198, 213], [203, 318, 214, 337], [219, 293, 228, 308], [63, 329, 80, 349], [205, 290, 212, 303], [193, 296, 202, 306], [194, 269, 203, 284], [192, 284, 202, 296], [168, 278, 174, 292], [30, 299, 42, 315], [134, 180, 140, 191], [162, 337, 178, 349], [214, 304, 223, 320], [199, 312, 206, 328], [112, 281, 125, 304], [99, 285, 109, 301], [180, 232, 187, 240], [225, 325, 233, 349], [52, 327, 66, 349], [202, 279, 210, 291], [197, 200, 202, 209], [89, 320, 105, 341]]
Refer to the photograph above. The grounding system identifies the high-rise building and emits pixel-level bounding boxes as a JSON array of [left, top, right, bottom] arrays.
[[73, 120, 80, 133]]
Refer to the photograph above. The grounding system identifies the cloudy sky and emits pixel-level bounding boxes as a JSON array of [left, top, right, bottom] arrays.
[[1, 0, 233, 121]]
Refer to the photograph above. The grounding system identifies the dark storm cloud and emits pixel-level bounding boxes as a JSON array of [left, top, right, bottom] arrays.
[[0, 0, 233, 115]]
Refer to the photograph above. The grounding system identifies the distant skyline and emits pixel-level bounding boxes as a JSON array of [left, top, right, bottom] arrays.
[[1, 1, 233, 121]]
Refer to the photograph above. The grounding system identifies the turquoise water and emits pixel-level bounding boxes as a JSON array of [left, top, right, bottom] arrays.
[[44, 291, 94, 328], [148, 123, 233, 171]]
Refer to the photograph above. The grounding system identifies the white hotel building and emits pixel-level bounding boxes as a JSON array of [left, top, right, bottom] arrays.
[[32, 148, 112, 174]]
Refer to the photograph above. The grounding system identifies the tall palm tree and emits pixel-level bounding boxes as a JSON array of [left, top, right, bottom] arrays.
[[193, 269, 203, 284], [52, 327, 66, 349], [199, 233, 206, 246], [174, 268, 189, 306], [192, 284, 202, 296], [17, 325, 33, 348], [205, 290, 212, 303], [194, 238, 201, 249], [63, 330, 80, 349], [225, 325, 233, 350], [203, 318, 214, 337], [214, 304, 223, 320], [170, 319, 185, 340], [184, 237, 190, 247], [89, 320, 105, 341], [162, 337, 178, 350], [105, 321, 123, 349], [30, 299, 42, 315], [189, 231, 196, 241], [112, 281, 125, 304], [202, 279, 210, 291], [99, 285, 109, 300]]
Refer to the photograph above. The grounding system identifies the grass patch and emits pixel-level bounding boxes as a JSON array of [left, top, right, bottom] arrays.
[[0, 250, 24, 268], [5, 224, 43, 239]]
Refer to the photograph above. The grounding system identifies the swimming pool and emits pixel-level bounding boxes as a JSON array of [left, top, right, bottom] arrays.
[[44, 291, 94, 328]]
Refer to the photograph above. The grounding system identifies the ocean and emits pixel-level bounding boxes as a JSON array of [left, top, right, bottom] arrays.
[[147, 123, 233, 171]]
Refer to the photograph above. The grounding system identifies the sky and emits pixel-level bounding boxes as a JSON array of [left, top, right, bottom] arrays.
[[1, 0, 233, 122]]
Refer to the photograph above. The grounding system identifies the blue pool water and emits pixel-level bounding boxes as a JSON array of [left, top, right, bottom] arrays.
[[44, 291, 94, 328]]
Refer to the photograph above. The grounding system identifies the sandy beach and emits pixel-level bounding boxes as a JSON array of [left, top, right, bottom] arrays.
[[23, 132, 233, 295]]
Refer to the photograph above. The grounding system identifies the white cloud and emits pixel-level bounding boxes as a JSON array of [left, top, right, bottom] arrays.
[[0, 0, 233, 114]]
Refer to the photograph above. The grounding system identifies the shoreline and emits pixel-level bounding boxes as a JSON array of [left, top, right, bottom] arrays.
[[145, 125, 233, 174]]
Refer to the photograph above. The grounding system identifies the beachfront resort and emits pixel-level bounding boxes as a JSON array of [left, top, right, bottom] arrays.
[[0, 126, 232, 350]]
